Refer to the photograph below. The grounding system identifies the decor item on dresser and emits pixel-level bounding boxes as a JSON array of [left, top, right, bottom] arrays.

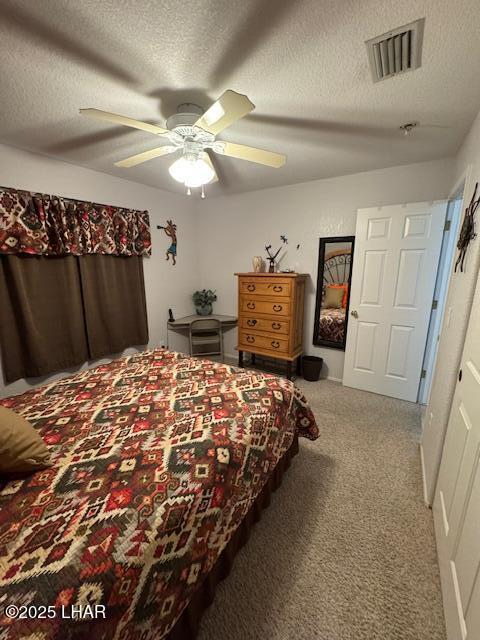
[[157, 219, 177, 265], [313, 236, 355, 350], [265, 244, 282, 273], [264, 235, 302, 273], [236, 272, 307, 379], [192, 288, 217, 315], [252, 255, 266, 272]]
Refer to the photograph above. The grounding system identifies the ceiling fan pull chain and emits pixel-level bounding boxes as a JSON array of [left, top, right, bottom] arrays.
[[201, 185, 206, 199]]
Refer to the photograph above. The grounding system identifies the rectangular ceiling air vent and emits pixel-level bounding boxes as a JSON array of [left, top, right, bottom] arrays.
[[365, 18, 425, 82]]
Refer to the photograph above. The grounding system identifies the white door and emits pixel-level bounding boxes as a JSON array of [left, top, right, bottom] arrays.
[[433, 268, 480, 640], [343, 201, 447, 401]]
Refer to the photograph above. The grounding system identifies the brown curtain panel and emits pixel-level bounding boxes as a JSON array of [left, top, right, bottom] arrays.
[[78, 255, 148, 359], [0, 255, 89, 383]]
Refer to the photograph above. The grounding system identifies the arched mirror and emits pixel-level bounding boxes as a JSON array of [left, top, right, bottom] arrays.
[[313, 236, 355, 350]]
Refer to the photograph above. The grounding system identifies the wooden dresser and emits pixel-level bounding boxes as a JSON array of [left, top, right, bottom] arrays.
[[235, 273, 307, 379]]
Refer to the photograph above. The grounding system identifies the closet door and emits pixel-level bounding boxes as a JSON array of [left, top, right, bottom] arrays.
[[433, 269, 480, 640], [343, 201, 447, 401]]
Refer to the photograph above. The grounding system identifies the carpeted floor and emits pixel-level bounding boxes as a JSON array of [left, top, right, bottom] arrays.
[[197, 379, 446, 640]]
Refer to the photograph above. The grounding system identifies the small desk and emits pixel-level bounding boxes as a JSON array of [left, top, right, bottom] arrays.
[[167, 314, 237, 355], [168, 314, 237, 330]]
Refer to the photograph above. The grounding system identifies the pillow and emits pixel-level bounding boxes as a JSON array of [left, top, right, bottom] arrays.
[[323, 285, 344, 309], [327, 283, 349, 308], [0, 406, 51, 473]]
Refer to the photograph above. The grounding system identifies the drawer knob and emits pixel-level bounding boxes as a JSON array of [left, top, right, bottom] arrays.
[[272, 285, 283, 292], [273, 304, 283, 312], [247, 319, 257, 326], [247, 302, 256, 310], [247, 284, 256, 291], [272, 322, 281, 330], [246, 335, 255, 343], [271, 340, 280, 349]]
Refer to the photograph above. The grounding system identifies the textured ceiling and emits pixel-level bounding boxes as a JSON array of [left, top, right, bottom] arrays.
[[1, 0, 480, 197]]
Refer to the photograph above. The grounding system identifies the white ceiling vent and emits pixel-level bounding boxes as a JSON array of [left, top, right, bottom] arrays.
[[366, 18, 425, 82]]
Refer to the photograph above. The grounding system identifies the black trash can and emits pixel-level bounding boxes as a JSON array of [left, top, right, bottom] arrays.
[[302, 356, 323, 382]]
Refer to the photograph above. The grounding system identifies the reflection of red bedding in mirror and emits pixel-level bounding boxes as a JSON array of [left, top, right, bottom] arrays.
[[318, 307, 346, 342]]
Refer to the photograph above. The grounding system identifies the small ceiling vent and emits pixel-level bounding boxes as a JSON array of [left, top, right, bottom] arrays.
[[366, 18, 425, 82]]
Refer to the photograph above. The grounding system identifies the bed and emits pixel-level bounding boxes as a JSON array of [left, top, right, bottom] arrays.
[[0, 348, 318, 639]]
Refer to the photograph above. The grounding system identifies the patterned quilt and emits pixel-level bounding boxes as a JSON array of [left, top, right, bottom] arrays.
[[318, 308, 346, 343], [0, 349, 318, 639]]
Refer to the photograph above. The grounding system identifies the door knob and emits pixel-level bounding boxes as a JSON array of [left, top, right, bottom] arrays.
[[351, 310, 358, 318]]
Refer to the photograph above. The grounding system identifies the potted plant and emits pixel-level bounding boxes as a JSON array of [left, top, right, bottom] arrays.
[[192, 289, 217, 315]]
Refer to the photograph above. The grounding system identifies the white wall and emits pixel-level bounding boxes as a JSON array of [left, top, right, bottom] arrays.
[[196, 158, 453, 380], [0, 147, 456, 397], [421, 110, 480, 505], [0, 144, 200, 397], [454, 109, 480, 184]]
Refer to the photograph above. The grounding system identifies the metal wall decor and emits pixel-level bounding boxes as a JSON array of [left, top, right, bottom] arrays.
[[455, 182, 479, 273], [157, 220, 177, 265]]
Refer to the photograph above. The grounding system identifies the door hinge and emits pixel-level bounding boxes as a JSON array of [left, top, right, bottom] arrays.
[[444, 219, 451, 232], [432, 299, 438, 310], [420, 369, 427, 379]]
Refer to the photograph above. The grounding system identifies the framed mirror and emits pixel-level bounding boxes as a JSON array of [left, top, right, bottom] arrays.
[[313, 236, 355, 350]]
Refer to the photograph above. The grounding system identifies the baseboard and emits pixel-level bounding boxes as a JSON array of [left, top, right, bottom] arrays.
[[327, 376, 342, 383], [419, 442, 432, 507]]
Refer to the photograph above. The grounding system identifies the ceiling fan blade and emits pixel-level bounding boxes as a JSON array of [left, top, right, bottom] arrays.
[[114, 145, 177, 168], [202, 152, 219, 183], [80, 108, 169, 136], [215, 142, 286, 168], [195, 90, 255, 135]]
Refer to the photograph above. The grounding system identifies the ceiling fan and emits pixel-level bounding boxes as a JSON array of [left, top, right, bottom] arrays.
[[80, 90, 286, 196]]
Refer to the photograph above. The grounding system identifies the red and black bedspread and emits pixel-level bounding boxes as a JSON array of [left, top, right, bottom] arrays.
[[0, 348, 318, 639]]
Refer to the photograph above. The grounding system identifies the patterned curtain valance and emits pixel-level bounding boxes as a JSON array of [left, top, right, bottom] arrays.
[[0, 187, 151, 257]]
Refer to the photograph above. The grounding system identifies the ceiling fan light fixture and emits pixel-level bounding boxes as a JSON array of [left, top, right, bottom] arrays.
[[168, 154, 215, 187], [82, 91, 285, 192], [203, 102, 225, 126]]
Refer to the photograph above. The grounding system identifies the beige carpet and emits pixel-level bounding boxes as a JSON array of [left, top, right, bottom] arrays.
[[197, 379, 446, 640]]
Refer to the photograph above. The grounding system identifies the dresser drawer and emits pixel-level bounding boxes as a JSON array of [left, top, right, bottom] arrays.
[[239, 330, 289, 354], [240, 278, 291, 298], [240, 298, 290, 317], [240, 316, 289, 335]]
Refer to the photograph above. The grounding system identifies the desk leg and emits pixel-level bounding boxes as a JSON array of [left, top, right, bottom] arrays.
[[251, 353, 256, 366], [238, 350, 244, 368], [286, 360, 292, 381]]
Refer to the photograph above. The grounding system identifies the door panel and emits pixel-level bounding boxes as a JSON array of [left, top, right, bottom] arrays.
[[455, 455, 480, 610], [367, 216, 391, 239], [434, 268, 480, 640], [386, 325, 413, 379], [360, 251, 386, 305], [394, 249, 424, 308], [344, 201, 447, 401], [354, 322, 378, 372], [404, 213, 432, 238]]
